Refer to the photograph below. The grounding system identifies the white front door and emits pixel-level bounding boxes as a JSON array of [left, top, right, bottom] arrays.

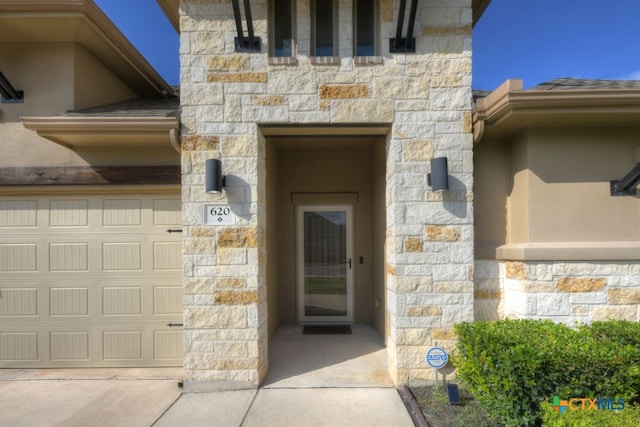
[[296, 205, 354, 323]]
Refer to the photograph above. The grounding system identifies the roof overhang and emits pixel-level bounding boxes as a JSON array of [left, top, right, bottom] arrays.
[[22, 116, 181, 153], [157, 0, 179, 33], [157, 0, 492, 33], [0, 0, 174, 98], [473, 79, 640, 144]]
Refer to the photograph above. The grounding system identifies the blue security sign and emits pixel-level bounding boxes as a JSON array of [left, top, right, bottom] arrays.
[[426, 347, 449, 369]]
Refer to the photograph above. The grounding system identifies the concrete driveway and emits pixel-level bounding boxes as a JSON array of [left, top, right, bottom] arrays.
[[0, 368, 182, 427]]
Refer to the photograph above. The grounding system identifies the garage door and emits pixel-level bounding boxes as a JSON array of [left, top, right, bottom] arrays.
[[0, 191, 183, 367]]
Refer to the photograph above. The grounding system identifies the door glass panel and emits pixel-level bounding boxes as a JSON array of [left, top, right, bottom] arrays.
[[303, 210, 347, 317]]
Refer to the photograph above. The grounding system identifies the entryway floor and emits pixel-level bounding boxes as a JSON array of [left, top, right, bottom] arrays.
[[262, 324, 393, 388]]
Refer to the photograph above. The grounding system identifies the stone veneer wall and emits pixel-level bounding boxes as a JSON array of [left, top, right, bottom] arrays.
[[475, 260, 640, 323], [180, 0, 474, 389]]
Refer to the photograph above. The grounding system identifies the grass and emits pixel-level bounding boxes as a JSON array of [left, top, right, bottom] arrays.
[[410, 385, 497, 427]]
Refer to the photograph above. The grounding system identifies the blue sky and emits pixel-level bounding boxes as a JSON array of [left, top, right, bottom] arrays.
[[96, 0, 640, 90]]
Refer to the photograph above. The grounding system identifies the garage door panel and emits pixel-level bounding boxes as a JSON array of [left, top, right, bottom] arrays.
[[0, 332, 39, 361], [0, 288, 38, 317], [0, 193, 182, 368]]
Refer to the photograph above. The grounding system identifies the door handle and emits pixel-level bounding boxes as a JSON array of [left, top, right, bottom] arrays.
[[348, 258, 352, 269]]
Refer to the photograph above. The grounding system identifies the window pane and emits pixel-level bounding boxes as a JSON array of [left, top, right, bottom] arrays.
[[274, 0, 293, 57], [314, 0, 334, 56], [356, 0, 375, 56]]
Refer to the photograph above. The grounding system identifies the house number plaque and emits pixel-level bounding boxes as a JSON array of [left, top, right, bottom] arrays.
[[205, 204, 235, 225]]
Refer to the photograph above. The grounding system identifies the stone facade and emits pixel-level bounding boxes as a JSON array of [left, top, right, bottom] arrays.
[[180, 0, 473, 389], [475, 260, 640, 324]]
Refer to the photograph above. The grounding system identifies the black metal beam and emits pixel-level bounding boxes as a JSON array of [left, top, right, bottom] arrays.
[[389, 0, 417, 53], [0, 70, 23, 102], [405, 0, 418, 50], [394, 0, 406, 51], [231, 0, 261, 52], [611, 163, 640, 196]]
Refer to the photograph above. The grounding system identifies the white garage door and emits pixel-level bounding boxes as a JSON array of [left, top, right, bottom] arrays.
[[0, 191, 183, 367]]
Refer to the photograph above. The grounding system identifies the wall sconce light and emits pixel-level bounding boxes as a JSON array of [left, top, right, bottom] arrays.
[[428, 157, 449, 192], [206, 159, 226, 194]]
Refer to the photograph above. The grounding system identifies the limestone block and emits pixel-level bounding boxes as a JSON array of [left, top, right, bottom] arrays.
[[252, 95, 287, 106], [214, 290, 259, 305], [207, 72, 268, 83], [505, 261, 528, 280], [608, 288, 640, 304], [217, 248, 247, 264], [331, 99, 394, 122], [536, 293, 570, 316], [242, 106, 290, 122], [196, 105, 225, 122], [190, 32, 225, 54], [184, 352, 216, 370], [268, 71, 318, 94], [425, 225, 460, 242], [404, 237, 424, 253], [441, 304, 474, 325], [431, 328, 457, 340], [206, 55, 251, 71], [214, 341, 249, 359], [396, 328, 433, 346], [430, 87, 472, 111], [184, 278, 215, 294], [373, 77, 429, 100], [319, 84, 369, 99], [397, 345, 431, 368], [434, 281, 473, 293], [569, 292, 607, 305], [185, 306, 247, 328], [407, 305, 443, 317], [423, 25, 472, 36], [216, 277, 247, 289], [432, 264, 468, 281], [217, 227, 258, 248], [403, 139, 435, 162], [522, 281, 555, 293], [182, 83, 224, 105], [184, 237, 217, 254], [395, 276, 433, 293], [182, 134, 220, 151], [592, 305, 637, 321], [556, 277, 606, 293], [214, 358, 259, 370]]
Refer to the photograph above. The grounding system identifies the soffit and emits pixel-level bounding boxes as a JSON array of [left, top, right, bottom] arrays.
[[22, 116, 181, 153], [0, 0, 174, 98]]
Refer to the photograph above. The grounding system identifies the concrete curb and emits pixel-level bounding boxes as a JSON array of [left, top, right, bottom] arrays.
[[398, 386, 429, 427]]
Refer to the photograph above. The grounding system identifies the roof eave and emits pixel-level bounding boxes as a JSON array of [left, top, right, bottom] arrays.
[[22, 116, 181, 153], [0, 0, 175, 98], [474, 79, 640, 143]]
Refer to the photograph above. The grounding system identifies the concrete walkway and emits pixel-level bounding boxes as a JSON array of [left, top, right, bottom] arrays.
[[0, 325, 415, 426]]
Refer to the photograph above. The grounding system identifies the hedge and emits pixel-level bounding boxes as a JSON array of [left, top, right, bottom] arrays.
[[452, 319, 640, 427]]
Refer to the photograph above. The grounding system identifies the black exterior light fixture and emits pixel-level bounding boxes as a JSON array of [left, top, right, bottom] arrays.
[[0, 70, 23, 103], [428, 157, 449, 192], [206, 159, 226, 194]]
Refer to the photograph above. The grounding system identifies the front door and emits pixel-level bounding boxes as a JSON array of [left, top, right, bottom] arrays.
[[296, 205, 354, 323]]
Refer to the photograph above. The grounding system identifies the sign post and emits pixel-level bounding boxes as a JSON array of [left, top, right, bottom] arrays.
[[426, 346, 448, 389]]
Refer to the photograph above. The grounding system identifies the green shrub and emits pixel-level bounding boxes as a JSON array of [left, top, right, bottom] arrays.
[[542, 402, 640, 427], [452, 319, 640, 427]]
